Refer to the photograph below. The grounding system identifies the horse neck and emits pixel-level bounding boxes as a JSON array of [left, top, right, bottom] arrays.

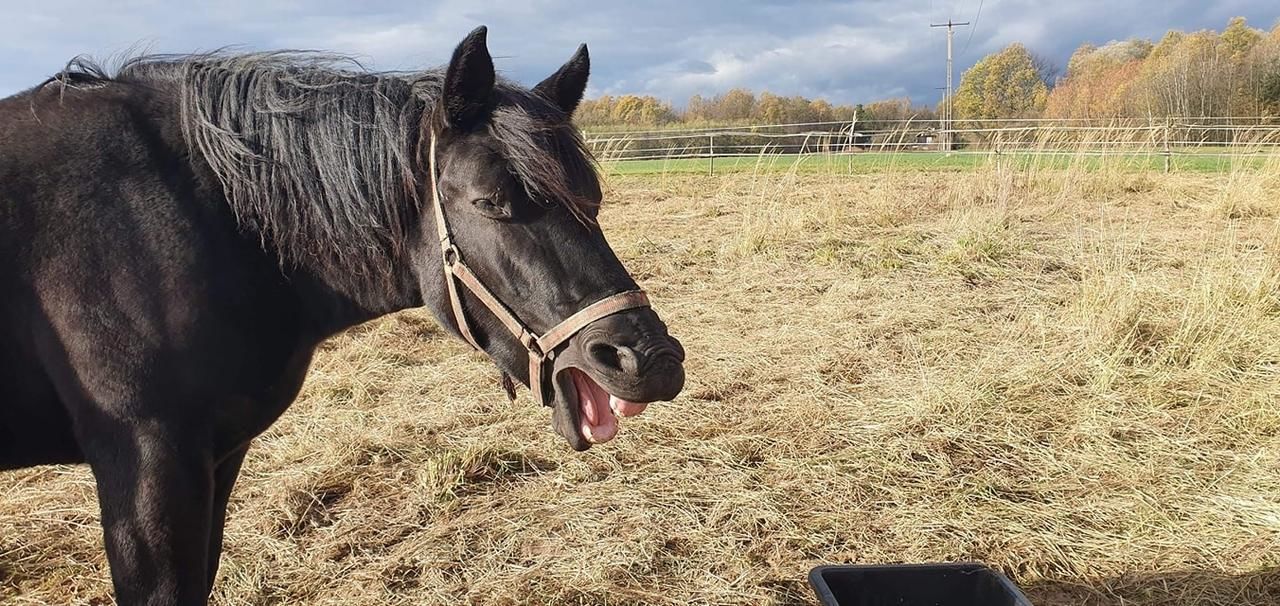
[[280, 253, 425, 341]]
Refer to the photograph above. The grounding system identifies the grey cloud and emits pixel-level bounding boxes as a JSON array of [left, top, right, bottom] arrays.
[[679, 60, 717, 75]]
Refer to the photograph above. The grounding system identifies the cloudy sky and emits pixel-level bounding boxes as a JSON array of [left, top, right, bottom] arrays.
[[1, 1, 1277, 107]]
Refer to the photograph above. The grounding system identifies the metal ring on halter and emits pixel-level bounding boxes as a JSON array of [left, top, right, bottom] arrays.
[[442, 245, 460, 267]]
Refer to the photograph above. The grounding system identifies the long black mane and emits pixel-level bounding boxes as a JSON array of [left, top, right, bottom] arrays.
[[46, 53, 598, 299]]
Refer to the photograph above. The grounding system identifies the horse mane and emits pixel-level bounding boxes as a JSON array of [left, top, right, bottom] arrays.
[[51, 52, 599, 300]]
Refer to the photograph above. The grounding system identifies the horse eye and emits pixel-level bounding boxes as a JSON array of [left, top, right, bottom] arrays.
[[470, 197, 512, 217]]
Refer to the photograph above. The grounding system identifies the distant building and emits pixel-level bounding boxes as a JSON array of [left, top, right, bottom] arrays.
[[915, 129, 938, 149]]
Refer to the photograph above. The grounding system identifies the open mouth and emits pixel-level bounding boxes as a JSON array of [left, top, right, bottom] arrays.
[[555, 368, 649, 449]]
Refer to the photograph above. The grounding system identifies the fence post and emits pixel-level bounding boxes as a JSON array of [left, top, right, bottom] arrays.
[[1162, 120, 1172, 173], [708, 134, 715, 176]]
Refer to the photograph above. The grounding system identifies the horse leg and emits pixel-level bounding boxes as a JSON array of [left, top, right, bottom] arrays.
[[82, 424, 216, 606], [205, 445, 248, 596]]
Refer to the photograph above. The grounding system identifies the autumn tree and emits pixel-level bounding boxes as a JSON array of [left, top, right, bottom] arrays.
[[953, 43, 1049, 119], [783, 95, 820, 123], [1224, 18, 1263, 115], [574, 95, 677, 127], [1149, 30, 1231, 116], [1258, 25, 1280, 113], [683, 88, 757, 123], [575, 95, 616, 126], [1221, 16, 1262, 59], [808, 98, 836, 122], [1047, 17, 1280, 119], [753, 92, 787, 123], [1045, 39, 1149, 118]]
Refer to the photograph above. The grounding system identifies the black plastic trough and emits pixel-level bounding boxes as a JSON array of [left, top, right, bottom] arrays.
[[808, 562, 1033, 606]]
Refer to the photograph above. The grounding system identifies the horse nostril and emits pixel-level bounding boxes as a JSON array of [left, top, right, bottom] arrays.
[[589, 342, 641, 374]]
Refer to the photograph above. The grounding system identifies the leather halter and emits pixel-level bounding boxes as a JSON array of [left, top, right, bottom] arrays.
[[427, 134, 650, 406]]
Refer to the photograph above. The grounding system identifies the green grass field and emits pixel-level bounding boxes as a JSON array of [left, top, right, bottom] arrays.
[[600, 151, 1276, 175]]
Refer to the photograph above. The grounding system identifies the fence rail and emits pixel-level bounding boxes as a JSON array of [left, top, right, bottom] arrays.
[[583, 117, 1280, 171]]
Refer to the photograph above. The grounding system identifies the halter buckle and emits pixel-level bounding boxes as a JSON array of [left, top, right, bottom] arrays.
[[520, 331, 544, 357]]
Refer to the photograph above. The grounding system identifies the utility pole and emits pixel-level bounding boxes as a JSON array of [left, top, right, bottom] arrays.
[[931, 19, 969, 151], [934, 86, 948, 150]]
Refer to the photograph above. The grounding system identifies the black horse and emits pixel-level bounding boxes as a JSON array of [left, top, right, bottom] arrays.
[[0, 27, 685, 605]]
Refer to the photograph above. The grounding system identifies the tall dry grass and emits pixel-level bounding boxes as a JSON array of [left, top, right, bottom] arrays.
[[2, 144, 1280, 605]]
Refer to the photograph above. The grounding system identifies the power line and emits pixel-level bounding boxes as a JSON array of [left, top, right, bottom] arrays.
[[959, 0, 984, 57]]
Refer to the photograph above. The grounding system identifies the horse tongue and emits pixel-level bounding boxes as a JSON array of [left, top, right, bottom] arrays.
[[610, 396, 648, 418], [572, 370, 617, 444]]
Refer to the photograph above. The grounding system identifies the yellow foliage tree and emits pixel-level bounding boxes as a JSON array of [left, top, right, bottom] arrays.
[[753, 92, 787, 124], [953, 43, 1049, 119], [606, 95, 676, 126]]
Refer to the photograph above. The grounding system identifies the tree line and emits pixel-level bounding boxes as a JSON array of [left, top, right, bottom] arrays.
[[576, 91, 937, 130], [577, 17, 1280, 129], [955, 17, 1280, 119]]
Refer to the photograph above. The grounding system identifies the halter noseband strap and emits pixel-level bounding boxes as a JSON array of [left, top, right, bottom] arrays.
[[427, 134, 650, 406]]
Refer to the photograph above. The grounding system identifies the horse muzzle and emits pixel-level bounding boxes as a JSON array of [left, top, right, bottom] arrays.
[[548, 309, 685, 450]]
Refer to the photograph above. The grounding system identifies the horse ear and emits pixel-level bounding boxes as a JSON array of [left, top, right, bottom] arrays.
[[534, 44, 590, 116], [442, 26, 496, 129]]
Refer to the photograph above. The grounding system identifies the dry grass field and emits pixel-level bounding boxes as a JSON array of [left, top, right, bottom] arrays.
[[3, 157, 1280, 605]]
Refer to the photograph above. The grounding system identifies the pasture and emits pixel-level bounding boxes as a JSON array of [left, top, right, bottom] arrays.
[[3, 157, 1280, 605], [600, 152, 1274, 176]]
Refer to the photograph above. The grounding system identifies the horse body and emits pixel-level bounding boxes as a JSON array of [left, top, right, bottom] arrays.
[[0, 28, 687, 606], [1, 79, 331, 468], [0, 77, 362, 602]]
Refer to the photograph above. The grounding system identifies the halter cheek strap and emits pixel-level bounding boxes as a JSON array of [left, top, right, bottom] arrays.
[[427, 134, 650, 406]]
